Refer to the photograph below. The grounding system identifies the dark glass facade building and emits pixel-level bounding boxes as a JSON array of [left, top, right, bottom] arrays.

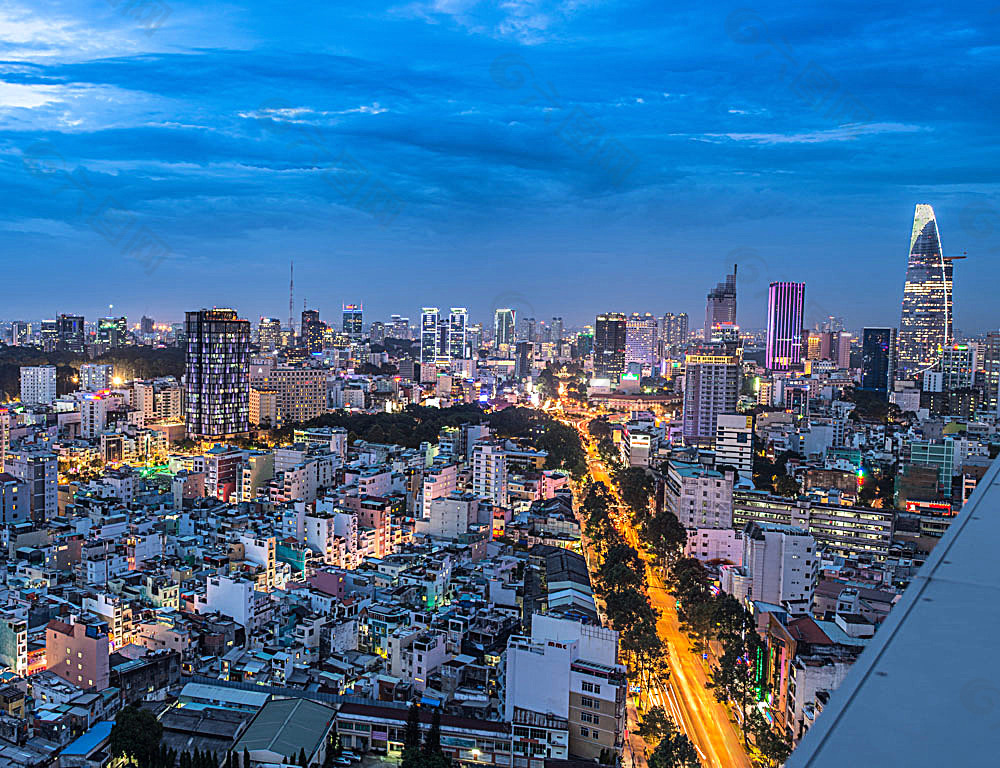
[[185, 308, 250, 439], [342, 303, 363, 338], [860, 327, 897, 397], [594, 312, 627, 382], [301, 309, 325, 352], [57, 314, 85, 353]]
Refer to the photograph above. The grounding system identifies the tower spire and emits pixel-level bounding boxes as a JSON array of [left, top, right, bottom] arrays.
[[289, 258, 295, 338]]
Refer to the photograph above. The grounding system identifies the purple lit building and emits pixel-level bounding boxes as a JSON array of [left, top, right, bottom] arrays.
[[766, 282, 806, 371]]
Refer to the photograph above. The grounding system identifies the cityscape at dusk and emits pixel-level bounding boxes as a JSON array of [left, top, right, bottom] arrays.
[[1, 2, 997, 767]]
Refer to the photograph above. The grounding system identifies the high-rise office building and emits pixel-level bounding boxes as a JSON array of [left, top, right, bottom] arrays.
[[257, 317, 282, 350], [301, 309, 325, 353], [466, 323, 483, 355], [140, 316, 155, 335], [980, 330, 1000, 414], [704, 266, 737, 341], [898, 204, 960, 379], [661, 312, 689, 353], [184, 308, 251, 439], [420, 308, 440, 366], [97, 316, 127, 348], [594, 313, 627, 383], [550, 317, 564, 344], [494, 308, 515, 347], [370, 321, 386, 345], [390, 315, 411, 340], [518, 316, 537, 344], [938, 343, 975, 391], [766, 282, 806, 371], [514, 341, 534, 379], [57, 314, 85, 353], [682, 344, 741, 444], [860, 328, 897, 397], [40, 320, 58, 352], [625, 312, 658, 366], [448, 308, 468, 360], [343, 304, 363, 338]]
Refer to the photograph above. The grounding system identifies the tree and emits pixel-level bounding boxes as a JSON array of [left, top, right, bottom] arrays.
[[588, 418, 612, 440], [109, 704, 163, 767], [402, 702, 422, 768], [750, 709, 793, 767], [637, 706, 673, 745], [644, 510, 687, 565], [244, 747, 251, 768], [421, 707, 450, 768], [422, 707, 441, 757], [299, 747, 309, 768], [774, 474, 800, 498], [647, 729, 700, 768], [617, 467, 655, 518], [709, 621, 767, 746], [596, 542, 645, 592]]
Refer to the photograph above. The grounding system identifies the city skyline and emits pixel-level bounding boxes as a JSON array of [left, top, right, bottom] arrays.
[[2, 2, 998, 329]]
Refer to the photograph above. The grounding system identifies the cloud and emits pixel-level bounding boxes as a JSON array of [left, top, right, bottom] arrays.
[[702, 122, 928, 145], [389, 0, 602, 44]]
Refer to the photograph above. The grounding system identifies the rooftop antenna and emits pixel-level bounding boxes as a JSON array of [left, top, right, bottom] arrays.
[[289, 258, 294, 337]]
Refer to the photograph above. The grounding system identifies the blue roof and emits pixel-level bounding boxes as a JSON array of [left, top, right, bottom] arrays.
[[62, 721, 114, 756]]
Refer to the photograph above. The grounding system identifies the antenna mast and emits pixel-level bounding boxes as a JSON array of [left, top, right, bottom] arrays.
[[289, 258, 295, 338]]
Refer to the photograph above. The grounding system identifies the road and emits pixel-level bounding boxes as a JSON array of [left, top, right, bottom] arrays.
[[565, 407, 752, 768]]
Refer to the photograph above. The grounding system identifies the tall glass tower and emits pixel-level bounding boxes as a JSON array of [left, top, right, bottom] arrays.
[[766, 282, 806, 371], [184, 308, 250, 439], [494, 309, 515, 346], [898, 204, 954, 379]]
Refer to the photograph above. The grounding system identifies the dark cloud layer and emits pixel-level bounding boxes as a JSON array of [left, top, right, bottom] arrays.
[[0, 0, 998, 331]]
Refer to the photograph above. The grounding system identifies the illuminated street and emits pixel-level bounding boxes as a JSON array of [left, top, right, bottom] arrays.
[[564, 405, 752, 768]]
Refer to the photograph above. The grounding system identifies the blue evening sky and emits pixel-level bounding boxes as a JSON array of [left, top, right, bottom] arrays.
[[1, 0, 998, 332]]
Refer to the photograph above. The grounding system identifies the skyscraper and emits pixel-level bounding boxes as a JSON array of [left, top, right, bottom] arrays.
[[390, 315, 411, 340], [518, 316, 537, 344], [57, 314, 85, 353], [342, 304, 363, 338], [301, 309, 325, 352], [898, 204, 959, 379], [704, 265, 737, 341], [448, 308, 468, 360], [257, 317, 282, 350], [550, 317, 564, 344], [97, 316, 127, 348], [980, 330, 1000, 414], [594, 313, 627, 382], [420, 308, 440, 365], [185, 308, 250, 439], [860, 327, 897, 397], [514, 341, 534, 379], [938, 343, 975, 390], [494, 308, 515, 347], [682, 343, 741, 444], [625, 313, 658, 366], [766, 282, 806, 371], [660, 312, 689, 358]]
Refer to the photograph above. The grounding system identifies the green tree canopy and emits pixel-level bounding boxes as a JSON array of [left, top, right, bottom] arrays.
[[109, 704, 163, 767]]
